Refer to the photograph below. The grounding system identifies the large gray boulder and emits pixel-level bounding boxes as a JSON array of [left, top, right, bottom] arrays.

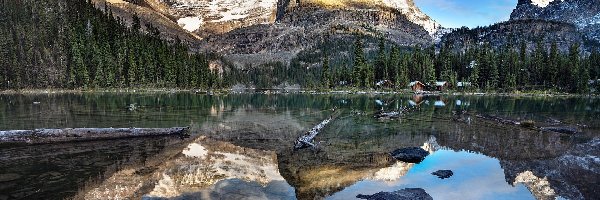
[[390, 147, 430, 163]]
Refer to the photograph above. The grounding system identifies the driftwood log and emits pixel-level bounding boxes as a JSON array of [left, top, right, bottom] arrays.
[[0, 127, 189, 145], [294, 110, 341, 151]]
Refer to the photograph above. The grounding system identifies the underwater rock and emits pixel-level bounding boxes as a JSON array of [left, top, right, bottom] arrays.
[[357, 188, 433, 200], [0, 173, 21, 182], [540, 127, 580, 134], [374, 111, 401, 120], [431, 170, 453, 179], [390, 147, 429, 163]]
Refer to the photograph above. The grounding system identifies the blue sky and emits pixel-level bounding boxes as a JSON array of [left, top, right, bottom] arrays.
[[414, 0, 518, 28]]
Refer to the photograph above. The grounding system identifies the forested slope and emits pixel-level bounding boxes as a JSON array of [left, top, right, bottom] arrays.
[[0, 0, 218, 89]]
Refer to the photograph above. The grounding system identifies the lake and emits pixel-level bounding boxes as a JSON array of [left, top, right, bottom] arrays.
[[0, 93, 598, 200]]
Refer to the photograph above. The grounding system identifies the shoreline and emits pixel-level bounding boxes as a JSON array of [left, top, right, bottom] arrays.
[[0, 88, 596, 98]]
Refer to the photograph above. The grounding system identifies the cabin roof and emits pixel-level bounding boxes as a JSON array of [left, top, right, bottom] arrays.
[[409, 81, 424, 87], [457, 82, 472, 87]]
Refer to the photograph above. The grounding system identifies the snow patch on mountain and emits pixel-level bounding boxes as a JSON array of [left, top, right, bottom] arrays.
[[177, 16, 203, 32], [530, 0, 556, 7], [381, 0, 442, 36], [166, 0, 277, 23]]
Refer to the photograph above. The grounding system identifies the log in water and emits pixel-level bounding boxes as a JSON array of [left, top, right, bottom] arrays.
[[0, 127, 189, 145]]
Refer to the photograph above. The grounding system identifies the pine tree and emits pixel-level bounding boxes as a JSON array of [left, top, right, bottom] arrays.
[[322, 56, 331, 88], [352, 37, 366, 87], [532, 39, 547, 86], [548, 41, 559, 88], [569, 43, 585, 93], [470, 60, 480, 89], [376, 37, 387, 81], [396, 53, 409, 89], [519, 41, 529, 86], [365, 64, 375, 88], [423, 54, 436, 85], [488, 49, 499, 89]]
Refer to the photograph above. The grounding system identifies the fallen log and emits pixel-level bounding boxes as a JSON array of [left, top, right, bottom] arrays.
[[0, 127, 189, 145], [294, 118, 331, 151], [294, 110, 340, 151]]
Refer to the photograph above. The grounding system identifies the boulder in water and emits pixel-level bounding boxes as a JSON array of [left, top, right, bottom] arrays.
[[432, 170, 453, 179], [390, 147, 429, 163], [357, 188, 433, 200]]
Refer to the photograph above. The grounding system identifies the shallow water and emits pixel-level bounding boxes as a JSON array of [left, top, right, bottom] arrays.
[[0, 93, 598, 200]]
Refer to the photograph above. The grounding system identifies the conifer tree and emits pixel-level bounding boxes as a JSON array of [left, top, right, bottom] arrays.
[[322, 56, 331, 88], [376, 37, 388, 81], [352, 37, 366, 87], [548, 41, 559, 88]]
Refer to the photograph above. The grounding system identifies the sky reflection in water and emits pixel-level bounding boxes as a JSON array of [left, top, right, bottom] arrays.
[[329, 150, 534, 200]]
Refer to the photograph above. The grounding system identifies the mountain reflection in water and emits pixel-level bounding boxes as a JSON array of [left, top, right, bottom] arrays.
[[0, 93, 598, 200], [330, 150, 535, 200]]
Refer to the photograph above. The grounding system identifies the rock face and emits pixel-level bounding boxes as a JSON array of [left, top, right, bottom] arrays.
[[356, 188, 433, 200], [390, 147, 430, 163], [149, 0, 279, 37], [510, 0, 600, 43], [149, 0, 442, 36]]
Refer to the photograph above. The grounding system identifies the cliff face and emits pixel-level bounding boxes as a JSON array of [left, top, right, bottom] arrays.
[[146, 0, 442, 37], [148, 0, 279, 37]]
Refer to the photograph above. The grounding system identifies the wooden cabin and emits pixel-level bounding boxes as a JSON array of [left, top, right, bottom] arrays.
[[409, 81, 426, 92], [435, 81, 449, 91]]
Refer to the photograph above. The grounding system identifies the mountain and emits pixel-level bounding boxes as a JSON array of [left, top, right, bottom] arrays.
[[135, 0, 443, 37], [94, 0, 444, 66], [442, 0, 600, 53], [511, 0, 600, 43]]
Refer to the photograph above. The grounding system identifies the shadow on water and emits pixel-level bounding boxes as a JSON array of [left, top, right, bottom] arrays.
[[0, 93, 598, 199]]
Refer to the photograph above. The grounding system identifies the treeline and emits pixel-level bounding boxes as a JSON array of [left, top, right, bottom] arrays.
[[0, 0, 219, 89], [317, 37, 600, 93]]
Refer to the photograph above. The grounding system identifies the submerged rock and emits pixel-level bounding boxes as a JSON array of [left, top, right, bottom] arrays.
[[540, 127, 580, 134], [432, 170, 453, 179], [374, 111, 401, 120], [0, 173, 21, 182], [357, 188, 433, 200], [390, 147, 429, 163]]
